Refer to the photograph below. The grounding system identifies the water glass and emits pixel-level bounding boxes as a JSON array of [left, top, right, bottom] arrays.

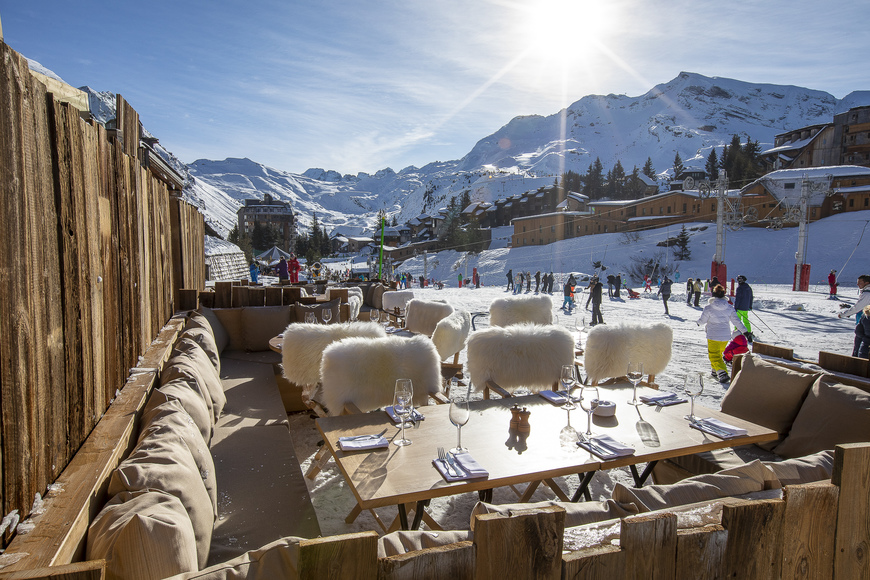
[[370, 310, 380, 324], [579, 385, 600, 437], [321, 308, 332, 324], [304, 312, 316, 324], [560, 364, 577, 411]]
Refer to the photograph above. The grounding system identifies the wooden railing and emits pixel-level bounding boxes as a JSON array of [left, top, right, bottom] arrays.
[[0, 40, 204, 545]]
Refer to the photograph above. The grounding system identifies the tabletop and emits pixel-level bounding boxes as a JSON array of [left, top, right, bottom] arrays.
[[315, 383, 778, 510]]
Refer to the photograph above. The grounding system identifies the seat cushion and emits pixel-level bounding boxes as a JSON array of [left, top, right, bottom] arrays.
[[87, 490, 199, 580], [470, 499, 637, 531], [378, 530, 473, 558], [241, 306, 293, 351], [108, 427, 215, 567], [721, 353, 818, 450], [774, 375, 870, 458], [612, 460, 779, 512], [667, 444, 780, 477], [164, 536, 302, 579]]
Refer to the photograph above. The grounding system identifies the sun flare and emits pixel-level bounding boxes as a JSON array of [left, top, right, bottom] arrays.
[[523, 0, 616, 66]]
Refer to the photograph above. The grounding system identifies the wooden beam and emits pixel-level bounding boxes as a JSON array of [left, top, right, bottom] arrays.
[[378, 541, 473, 580], [833, 443, 870, 579], [781, 481, 838, 579], [675, 525, 727, 579], [721, 498, 785, 578], [0, 559, 104, 580], [620, 512, 677, 579], [298, 532, 378, 580], [473, 506, 564, 580]]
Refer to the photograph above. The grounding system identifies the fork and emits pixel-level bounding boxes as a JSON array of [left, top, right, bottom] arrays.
[[438, 447, 458, 477]]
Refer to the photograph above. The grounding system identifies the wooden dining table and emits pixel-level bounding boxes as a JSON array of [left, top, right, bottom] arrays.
[[315, 382, 778, 531]]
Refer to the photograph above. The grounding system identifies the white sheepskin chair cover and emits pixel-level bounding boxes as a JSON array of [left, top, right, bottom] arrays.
[[282, 322, 386, 388], [583, 322, 673, 383], [382, 290, 415, 313], [489, 295, 554, 327], [320, 335, 442, 414], [431, 309, 471, 361], [404, 299, 454, 337], [467, 323, 574, 393]]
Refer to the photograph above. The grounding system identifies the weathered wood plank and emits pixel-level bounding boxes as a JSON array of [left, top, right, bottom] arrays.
[[721, 498, 785, 579], [0, 559, 104, 579], [780, 482, 838, 579], [232, 285, 250, 307], [473, 506, 564, 580], [265, 287, 283, 306], [298, 532, 378, 580], [752, 341, 794, 360], [833, 443, 870, 579], [620, 512, 677, 579], [214, 281, 233, 308], [675, 525, 727, 580], [248, 286, 265, 307], [561, 544, 624, 579], [819, 350, 869, 378], [378, 541, 473, 580]]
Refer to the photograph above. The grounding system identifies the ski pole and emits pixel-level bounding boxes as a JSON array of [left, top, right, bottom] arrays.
[[751, 310, 779, 340]]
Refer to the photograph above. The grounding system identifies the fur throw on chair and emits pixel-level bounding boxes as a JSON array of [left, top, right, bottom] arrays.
[[489, 295, 553, 327], [467, 323, 574, 393], [431, 309, 471, 361], [320, 335, 442, 414], [282, 322, 386, 388], [404, 299, 454, 337], [583, 322, 673, 383], [382, 290, 415, 313]]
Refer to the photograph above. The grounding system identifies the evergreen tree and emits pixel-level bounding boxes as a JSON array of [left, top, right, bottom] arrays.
[[705, 149, 719, 180], [673, 225, 691, 260], [642, 157, 656, 179], [560, 170, 584, 195], [459, 190, 472, 223], [250, 222, 278, 252], [672, 152, 684, 180], [605, 167, 615, 198], [227, 225, 253, 261], [611, 160, 626, 198], [627, 166, 642, 198], [584, 158, 605, 199]]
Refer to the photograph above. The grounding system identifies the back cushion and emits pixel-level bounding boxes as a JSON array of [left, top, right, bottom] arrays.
[[211, 308, 244, 351], [721, 354, 817, 450], [148, 384, 213, 444], [241, 306, 293, 351], [371, 284, 387, 310], [163, 341, 227, 422], [763, 450, 835, 485], [87, 490, 198, 580], [774, 376, 870, 458], [195, 306, 229, 353], [181, 326, 221, 373], [165, 536, 302, 579]]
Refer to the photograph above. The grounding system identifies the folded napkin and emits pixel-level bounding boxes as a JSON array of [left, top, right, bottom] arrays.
[[640, 392, 687, 406], [577, 434, 635, 460], [386, 406, 425, 424], [433, 451, 489, 482], [338, 436, 389, 451], [691, 417, 748, 439], [539, 390, 569, 405]]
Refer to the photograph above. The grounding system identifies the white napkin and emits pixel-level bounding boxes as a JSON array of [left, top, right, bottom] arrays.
[[433, 451, 489, 482], [640, 392, 687, 406], [338, 436, 389, 451], [691, 417, 747, 438], [577, 434, 635, 460], [539, 390, 568, 405], [386, 406, 425, 424]]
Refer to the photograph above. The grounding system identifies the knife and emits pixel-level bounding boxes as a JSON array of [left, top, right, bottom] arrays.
[[445, 451, 466, 477], [346, 427, 388, 441], [695, 420, 731, 438]]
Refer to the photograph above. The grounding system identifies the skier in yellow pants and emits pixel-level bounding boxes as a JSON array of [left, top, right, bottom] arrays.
[[697, 284, 747, 384]]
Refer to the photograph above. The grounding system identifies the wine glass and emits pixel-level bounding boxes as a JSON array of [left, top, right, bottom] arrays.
[[304, 312, 316, 324], [393, 379, 413, 446], [579, 385, 600, 437], [370, 310, 380, 324], [684, 372, 704, 422], [560, 365, 577, 411], [626, 361, 644, 406], [321, 308, 332, 324], [449, 392, 470, 454]]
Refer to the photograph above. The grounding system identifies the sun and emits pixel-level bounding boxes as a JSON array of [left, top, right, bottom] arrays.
[[522, 0, 616, 66]]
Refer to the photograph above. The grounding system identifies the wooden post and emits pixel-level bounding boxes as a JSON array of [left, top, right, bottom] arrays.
[[282, 286, 302, 304], [297, 532, 378, 580], [833, 443, 870, 579], [265, 287, 283, 306], [177, 289, 198, 312], [675, 525, 727, 579], [378, 541, 473, 580], [721, 498, 784, 578], [473, 506, 564, 580], [248, 287, 265, 307], [620, 512, 677, 579], [214, 281, 233, 308], [232, 286, 250, 308], [781, 481, 838, 579], [199, 291, 215, 309]]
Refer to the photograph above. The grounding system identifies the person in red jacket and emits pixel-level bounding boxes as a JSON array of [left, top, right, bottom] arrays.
[[828, 269, 838, 299], [288, 254, 301, 283]]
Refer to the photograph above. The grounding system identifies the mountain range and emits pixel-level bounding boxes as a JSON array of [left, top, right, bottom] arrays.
[[34, 59, 870, 240]]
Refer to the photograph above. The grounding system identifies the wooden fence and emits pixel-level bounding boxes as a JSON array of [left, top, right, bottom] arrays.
[[0, 40, 204, 544]]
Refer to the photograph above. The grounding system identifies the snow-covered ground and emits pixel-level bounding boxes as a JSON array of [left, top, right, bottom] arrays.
[[289, 277, 860, 536]]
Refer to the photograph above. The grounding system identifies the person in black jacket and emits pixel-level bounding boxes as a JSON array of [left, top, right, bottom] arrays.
[[658, 276, 673, 315], [506, 269, 513, 292], [534, 271, 541, 293], [586, 276, 604, 325], [734, 275, 754, 341]]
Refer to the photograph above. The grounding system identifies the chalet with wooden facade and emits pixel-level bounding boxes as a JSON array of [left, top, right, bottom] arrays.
[[237, 193, 297, 250]]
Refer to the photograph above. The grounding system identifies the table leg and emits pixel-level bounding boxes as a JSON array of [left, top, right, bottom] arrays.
[[572, 471, 596, 502], [519, 480, 542, 502], [398, 504, 409, 530], [629, 461, 658, 487], [410, 500, 430, 530], [478, 489, 493, 503]]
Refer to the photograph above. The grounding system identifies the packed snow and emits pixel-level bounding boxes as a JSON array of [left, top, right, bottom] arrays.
[[288, 212, 869, 536]]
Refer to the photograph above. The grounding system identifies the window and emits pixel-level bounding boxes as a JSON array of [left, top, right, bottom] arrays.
[[523, 226, 526, 232], [865, 198, 869, 207], [667, 206, 671, 213], [551, 225, 555, 232], [784, 183, 796, 189], [850, 199, 855, 208], [683, 203, 687, 213], [711, 203, 715, 212]]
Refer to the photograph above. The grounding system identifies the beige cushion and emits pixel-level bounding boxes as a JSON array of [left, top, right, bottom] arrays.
[[241, 306, 293, 351], [378, 530, 472, 558], [163, 536, 302, 579], [364, 283, 377, 307], [181, 326, 221, 373], [612, 460, 778, 512], [87, 490, 199, 580], [211, 308, 244, 351], [721, 353, 818, 450], [294, 299, 340, 324], [764, 450, 835, 485], [470, 499, 637, 531], [108, 427, 215, 567], [164, 339, 227, 421], [371, 284, 387, 310], [157, 379, 214, 443], [196, 306, 229, 353], [140, 397, 217, 512], [774, 375, 870, 458]]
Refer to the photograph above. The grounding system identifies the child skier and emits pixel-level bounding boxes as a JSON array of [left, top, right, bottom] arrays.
[[697, 284, 747, 383]]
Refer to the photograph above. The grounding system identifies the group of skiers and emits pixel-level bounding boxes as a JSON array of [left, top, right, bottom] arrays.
[[249, 254, 302, 284], [506, 269, 556, 294]]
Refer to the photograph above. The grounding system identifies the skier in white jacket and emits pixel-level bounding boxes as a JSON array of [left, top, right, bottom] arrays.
[[697, 284, 747, 384]]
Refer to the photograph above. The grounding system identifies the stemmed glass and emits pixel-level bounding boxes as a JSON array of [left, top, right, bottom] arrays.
[[626, 361, 644, 406], [684, 372, 704, 422], [575, 317, 586, 348], [579, 385, 600, 437], [393, 379, 413, 446], [304, 312, 316, 324], [370, 310, 380, 324], [321, 308, 332, 324], [560, 365, 577, 410], [449, 389, 470, 454]]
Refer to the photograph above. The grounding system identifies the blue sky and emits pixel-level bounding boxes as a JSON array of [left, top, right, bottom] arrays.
[[2, 1, 868, 175]]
